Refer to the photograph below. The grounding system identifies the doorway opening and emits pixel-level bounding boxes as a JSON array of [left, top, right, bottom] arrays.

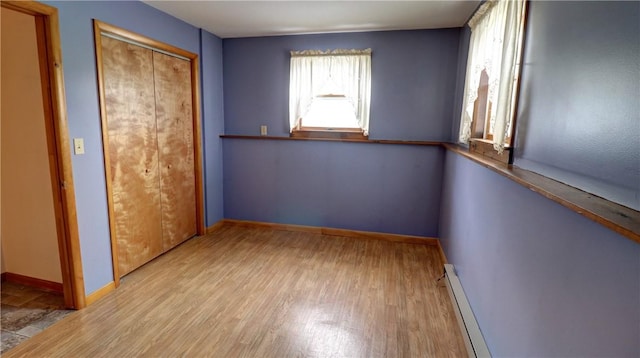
[[1, 1, 85, 309]]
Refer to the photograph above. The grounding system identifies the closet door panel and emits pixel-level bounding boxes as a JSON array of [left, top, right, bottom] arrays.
[[152, 52, 197, 250], [102, 36, 163, 276]]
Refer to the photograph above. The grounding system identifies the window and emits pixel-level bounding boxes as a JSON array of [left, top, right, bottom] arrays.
[[289, 49, 371, 139], [459, 0, 527, 154]]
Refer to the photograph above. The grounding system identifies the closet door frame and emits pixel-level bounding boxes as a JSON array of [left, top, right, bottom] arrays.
[[93, 20, 205, 287]]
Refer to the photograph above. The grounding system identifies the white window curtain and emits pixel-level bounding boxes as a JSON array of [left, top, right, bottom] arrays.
[[289, 49, 372, 134], [459, 0, 525, 151]]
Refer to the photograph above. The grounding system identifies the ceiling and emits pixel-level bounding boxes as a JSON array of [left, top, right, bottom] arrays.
[[143, 1, 480, 39]]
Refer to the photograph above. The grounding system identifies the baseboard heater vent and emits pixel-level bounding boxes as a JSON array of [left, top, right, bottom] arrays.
[[443, 264, 491, 358]]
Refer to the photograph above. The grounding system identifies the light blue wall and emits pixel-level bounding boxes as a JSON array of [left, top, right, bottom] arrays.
[[200, 30, 225, 226], [222, 30, 460, 234], [44, 1, 223, 295], [439, 152, 640, 356], [440, 1, 640, 355], [450, 25, 471, 141], [224, 140, 444, 236], [223, 30, 460, 140], [514, 1, 640, 210]]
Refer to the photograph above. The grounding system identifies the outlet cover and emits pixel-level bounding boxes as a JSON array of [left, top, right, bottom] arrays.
[[73, 138, 85, 155]]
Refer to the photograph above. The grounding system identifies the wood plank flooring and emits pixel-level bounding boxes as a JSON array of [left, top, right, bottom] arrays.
[[4, 225, 466, 357]]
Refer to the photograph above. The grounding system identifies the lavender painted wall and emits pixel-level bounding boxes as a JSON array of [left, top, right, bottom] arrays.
[[439, 152, 640, 356], [222, 30, 459, 234], [224, 140, 444, 236], [200, 30, 225, 226], [514, 1, 640, 210], [223, 30, 460, 140], [440, 1, 640, 355], [43, 1, 223, 294], [450, 25, 471, 141]]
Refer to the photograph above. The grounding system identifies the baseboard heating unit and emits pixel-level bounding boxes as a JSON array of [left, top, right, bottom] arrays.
[[442, 264, 491, 358]]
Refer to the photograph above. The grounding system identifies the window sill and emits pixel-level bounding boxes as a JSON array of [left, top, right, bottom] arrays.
[[443, 143, 640, 244], [468, 138, 511, 164], [290, 128, 368, 140]]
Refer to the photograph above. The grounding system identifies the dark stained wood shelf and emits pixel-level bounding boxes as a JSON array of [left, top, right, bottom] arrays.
[[220, 134, 442, 146], [443, 143, 640, 244]]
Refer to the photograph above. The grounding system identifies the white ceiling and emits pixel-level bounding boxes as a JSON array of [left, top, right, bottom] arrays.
[[143, 1, 480, 39]]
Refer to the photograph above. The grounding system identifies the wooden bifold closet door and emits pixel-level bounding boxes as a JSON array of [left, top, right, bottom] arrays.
[[153, 52, 197, 251], [101, 36, 197, 276]]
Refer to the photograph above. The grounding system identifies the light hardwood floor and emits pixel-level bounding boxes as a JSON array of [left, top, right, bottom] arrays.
[[4, 224, 466, 357]]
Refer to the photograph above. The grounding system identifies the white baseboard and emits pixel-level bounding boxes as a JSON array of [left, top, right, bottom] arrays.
[[444, 264, 491, 358]]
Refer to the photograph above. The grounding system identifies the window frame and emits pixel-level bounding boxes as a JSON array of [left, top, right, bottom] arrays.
[[289, 49, 371, 140], [459, 0, 529, 164]]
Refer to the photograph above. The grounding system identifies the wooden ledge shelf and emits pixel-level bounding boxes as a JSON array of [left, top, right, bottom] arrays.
[[220, 135, 442, 146], [443, 143, 640, 244]]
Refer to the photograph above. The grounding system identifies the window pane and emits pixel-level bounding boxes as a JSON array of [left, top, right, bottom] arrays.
[[458, 0, 526, 150], [302, 97, 360, 128], [289, 49, 371, 134]]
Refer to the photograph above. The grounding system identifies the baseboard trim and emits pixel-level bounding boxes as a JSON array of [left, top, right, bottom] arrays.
[[224, 219, 322, 234], [205, 220, 226, 234], [223, 219, 439, 245], [444, 264, 491, 357], [437, 243, 486, 357], [1, 272, 63, 293], [85, 281, 116, 306]]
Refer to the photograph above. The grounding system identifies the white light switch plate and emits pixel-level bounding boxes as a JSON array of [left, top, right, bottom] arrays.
[[73, 138, 85, 155]]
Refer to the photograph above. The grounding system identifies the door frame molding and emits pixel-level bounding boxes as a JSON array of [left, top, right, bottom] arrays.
[[93, 20, 205, 286], [1, 1, 86, 308]]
